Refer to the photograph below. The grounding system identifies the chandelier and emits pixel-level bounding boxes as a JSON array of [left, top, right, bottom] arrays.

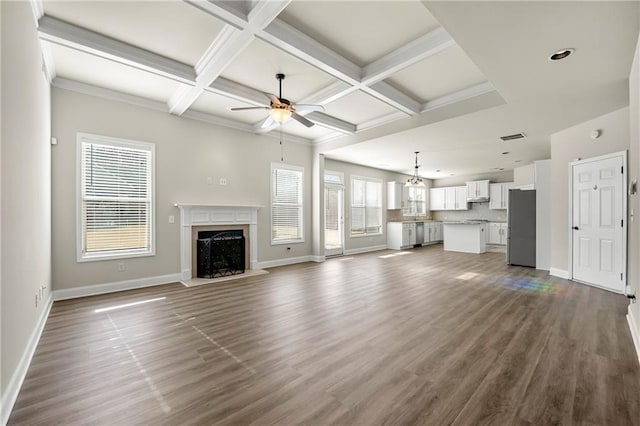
[[405, 151, 425, 187]]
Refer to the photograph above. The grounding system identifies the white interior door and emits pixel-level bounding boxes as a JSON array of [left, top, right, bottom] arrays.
[[325, 185, 344, 256], [571, 154, 625, 293]]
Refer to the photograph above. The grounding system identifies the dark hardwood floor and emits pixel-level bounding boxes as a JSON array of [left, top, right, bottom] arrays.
[[9, 245, 640, 425]]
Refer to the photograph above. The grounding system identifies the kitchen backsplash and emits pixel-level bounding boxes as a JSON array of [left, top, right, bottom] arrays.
[[431, 202, 508, 222], [386, 209, 430, 222]]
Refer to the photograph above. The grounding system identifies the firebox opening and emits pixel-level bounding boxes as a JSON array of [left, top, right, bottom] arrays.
[[196, 230, 245, 278]]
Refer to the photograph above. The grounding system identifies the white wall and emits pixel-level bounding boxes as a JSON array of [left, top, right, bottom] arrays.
[[431, 170, 513, 188], [1, 1, 52, 419], [513, 164, 535, 187], [549, 107, 630, 274], [627, 32, 640, 355], [51, 88, 313, 290], [535, 159, 551, 271]]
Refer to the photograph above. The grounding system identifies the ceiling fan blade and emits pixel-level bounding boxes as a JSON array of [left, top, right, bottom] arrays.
[[291, 112, 315, 128], [229, 106, 269, 111], [260, 116, 276, 129], [294, 104, 324, 113]]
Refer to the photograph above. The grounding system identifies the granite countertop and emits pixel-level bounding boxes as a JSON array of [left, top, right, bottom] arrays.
[[388, 220, 441, 223]]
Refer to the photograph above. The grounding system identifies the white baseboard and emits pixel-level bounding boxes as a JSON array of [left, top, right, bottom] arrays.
[[52, 273, 182, 301], [1, 295, 53, 426], [311, 255, 326, 263], [549, 267, 570, 279], [256, 255, 315, 269], [344, 245, 388, 256], [628, 306, 640, 365]]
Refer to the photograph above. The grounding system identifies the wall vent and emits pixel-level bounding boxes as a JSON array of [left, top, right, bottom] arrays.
[[500, 132, 527, 141]]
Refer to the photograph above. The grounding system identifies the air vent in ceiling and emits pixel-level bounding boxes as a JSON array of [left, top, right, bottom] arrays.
[[500, 132, 527, 141]]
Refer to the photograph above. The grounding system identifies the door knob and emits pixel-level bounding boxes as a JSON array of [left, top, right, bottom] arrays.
[[572, 226, 579, 230]]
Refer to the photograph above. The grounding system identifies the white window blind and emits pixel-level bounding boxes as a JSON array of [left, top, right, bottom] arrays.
[[271, 163, 304, 244], [404, 186, 426, 216], [78, 134, 155, 261], [351, 176, 382, 236]]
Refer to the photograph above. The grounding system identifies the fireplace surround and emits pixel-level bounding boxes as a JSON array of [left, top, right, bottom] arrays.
[[175, 204, 260, 282]]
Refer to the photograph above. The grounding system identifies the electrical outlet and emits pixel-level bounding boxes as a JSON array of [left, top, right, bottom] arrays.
[[169, 215, 175, 224], [117, 263, 126, 272]]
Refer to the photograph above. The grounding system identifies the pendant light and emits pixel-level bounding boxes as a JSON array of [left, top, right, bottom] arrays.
[[406, 151, 425, 187]]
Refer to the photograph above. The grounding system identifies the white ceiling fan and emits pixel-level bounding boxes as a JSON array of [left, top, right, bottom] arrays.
[[229, 73, 324, 128]]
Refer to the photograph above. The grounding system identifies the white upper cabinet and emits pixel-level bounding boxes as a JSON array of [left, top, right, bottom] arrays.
[[387, 182, 406, 210], [466, 180, 490, 200], [489, 182, 515, 209], [454, 186, 469, 210], [430, 186, 468, 211], [430, 187, 446, 210]]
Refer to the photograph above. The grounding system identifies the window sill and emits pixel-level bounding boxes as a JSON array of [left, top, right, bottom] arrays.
[[349, 232, 383, 238], [77, 249, 155, 263], [271, 239, 305, 246]]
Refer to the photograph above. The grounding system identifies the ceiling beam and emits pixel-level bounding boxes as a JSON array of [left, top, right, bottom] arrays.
[[37, 16, 196, 84], [361, 27, 454, 85], [169, 0, 290, 115], [182, 0, 248, 29], [259, 19, 422, 115]]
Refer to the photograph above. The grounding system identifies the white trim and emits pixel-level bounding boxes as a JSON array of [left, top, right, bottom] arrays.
[[76, 133, 156, 263], [627, 306, 640, 365], [311, 255, 326, 263], [271, 162, 305, 245], [344, 244, 388, 256], [1, 295, 53, 426], [256, 255, 315, 269], [52, 273, 182, 301], [550, 267, 570, 279], [568, 150, 627, 290], [175, 204, 260, 279]]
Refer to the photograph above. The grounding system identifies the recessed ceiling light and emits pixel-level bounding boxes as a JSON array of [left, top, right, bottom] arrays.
[[502, 151, 510, 155], [435, 169, 441, 172], [549, 48, 574, 61], [499, 168, 505, 171], [515, 160, 522, 163]]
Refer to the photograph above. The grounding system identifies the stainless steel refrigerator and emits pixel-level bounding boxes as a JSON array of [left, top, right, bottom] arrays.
[[507, 189, 536, 267]]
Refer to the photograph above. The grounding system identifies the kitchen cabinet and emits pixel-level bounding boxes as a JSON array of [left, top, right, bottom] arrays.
[[430, 186, 468, 211], [488, 222, 508, 245], [387, 222, 416, 249], [404, 222, 416, 246], [454, 186, 469, 210], [387, 182, 407, 210], [489, 182, 514, 209], [466, 180, 490, 201], [429, 188, 446, 210], [427, 222, 443, 242]]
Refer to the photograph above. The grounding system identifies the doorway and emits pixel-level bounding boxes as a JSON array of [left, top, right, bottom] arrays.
[[325, 184, 344, 257], [570, 151, 627, 293]]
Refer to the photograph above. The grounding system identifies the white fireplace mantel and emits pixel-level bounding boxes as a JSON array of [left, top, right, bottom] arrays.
[[175, 203, 261, 281]]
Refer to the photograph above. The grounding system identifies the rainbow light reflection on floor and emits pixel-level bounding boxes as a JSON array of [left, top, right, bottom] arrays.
[[502, 277, 573, 296]]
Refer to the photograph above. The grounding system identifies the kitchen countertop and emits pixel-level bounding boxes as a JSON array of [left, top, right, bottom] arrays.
[[387, 220, 441, 223], [442, 221, 488, 225]]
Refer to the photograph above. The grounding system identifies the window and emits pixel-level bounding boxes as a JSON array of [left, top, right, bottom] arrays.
[[404, 186, 427, 217], [271, 163, 304, 244], [77, 133, 155, 261], [351, 176, 382, 236]]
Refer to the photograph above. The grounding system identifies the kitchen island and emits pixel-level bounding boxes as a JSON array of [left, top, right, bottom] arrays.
[[442, 222, 487, 254]]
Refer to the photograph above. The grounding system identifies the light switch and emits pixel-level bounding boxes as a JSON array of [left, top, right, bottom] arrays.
[[169, 215, 175, 224], [220, 178, 228, 186]]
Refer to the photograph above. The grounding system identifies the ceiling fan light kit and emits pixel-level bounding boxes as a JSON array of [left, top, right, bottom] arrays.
[[229, 73, 324, 128]]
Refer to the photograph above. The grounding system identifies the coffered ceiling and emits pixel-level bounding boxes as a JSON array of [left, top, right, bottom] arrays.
[[34, 1, 639, 178]]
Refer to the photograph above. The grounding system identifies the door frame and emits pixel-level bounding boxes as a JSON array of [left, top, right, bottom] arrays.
[[324, 171, 345, 257], [567, 150, 627, 293]]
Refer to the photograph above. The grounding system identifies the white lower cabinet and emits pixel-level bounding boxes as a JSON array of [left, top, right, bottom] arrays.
[[388, 222, 442, 250], [488, 222, 508, 245], [426, 222, 443, 242]]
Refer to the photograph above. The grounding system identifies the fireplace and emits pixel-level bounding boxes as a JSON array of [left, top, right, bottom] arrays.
[[196, 230, 245, 278], [175, 204, 260, 283]]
